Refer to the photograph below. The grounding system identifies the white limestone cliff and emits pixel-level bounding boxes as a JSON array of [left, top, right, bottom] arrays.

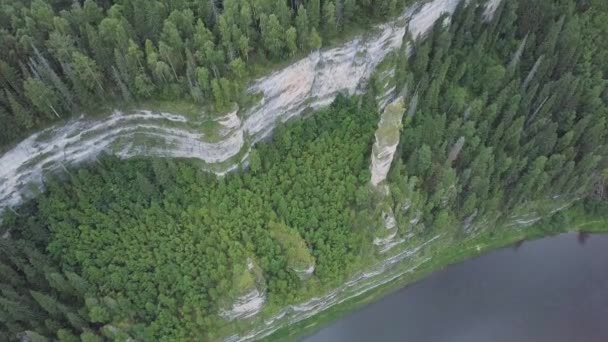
[[221, 289, 266, 321], [374, 210, 398, 246], [373, 209, 411, 253], [0, 110, 244, 213], [224, 235, 443, 342], [221, 259, 267, 320], [0, 0, 464, 214], [0, 3, 514, 338], [370, 96, 407, 186]]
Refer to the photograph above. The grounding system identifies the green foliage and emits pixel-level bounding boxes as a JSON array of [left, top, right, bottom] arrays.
[[1, 95, 377, 340], [2, 0, 608, 340], [394, 0, 608, 228], [0, 0, 418, 148], [309, 28, 323, 51], [269, 222, 315, 272], [260, 14, 285, 58], [323, 1, 337, 37]]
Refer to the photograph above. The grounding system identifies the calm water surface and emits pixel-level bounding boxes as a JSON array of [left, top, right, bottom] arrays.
[[303, 233, 608, 342]]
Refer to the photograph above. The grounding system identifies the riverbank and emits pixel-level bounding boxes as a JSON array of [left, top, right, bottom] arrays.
[[264, 203, 608, 341]]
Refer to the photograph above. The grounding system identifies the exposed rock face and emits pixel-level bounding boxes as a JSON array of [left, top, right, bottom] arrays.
[[409, 0, 461, 38], [370, 96, 406, 186], [0, 0, 464, 213], [221, 289, 266, 320], [373, 209, 410, 253], [0, 110, 244, 213], [292, 265, 316, 280], [374, 210, 398, 246], [410, 210, 423, 225], [463, 209, 479, 233], [369, 94, 409, 253], [221, 259, 267, 320], [224, 235, 443, 342]]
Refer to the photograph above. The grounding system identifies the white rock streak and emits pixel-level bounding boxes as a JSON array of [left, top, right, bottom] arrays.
[[0, 110, 244, 212], [221, 259, 267, 320], [409, 0, 461, 38], [370, 96, 406, 186], [221, 289, 266, 320], [374, 210, 399, 249], [293, 265, 316, 280], [483, 0, 503, 20], [0, 0, 464, 213], [224, 235, 442, 342]]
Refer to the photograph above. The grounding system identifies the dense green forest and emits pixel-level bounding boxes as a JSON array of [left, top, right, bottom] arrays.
[[0, 0, 415, 148], [0, 94, 379, 340], [2, 0, 608, 340], [387, 0, 608, 231]]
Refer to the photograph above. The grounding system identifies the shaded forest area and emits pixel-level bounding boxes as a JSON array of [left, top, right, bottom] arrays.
[[0, 0, 414, 148], [2, 0, 608, 341], [386, 0, 608, 232]]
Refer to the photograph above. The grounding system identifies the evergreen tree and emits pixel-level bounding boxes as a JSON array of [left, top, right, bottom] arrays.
[[309, 28, 322, 51], [286, 27, 299, 56], [296, 5, 310, 49], [30, 291, 62, 317], [307, 0, 321, 29], [260, 14, 285, 58], [323, 1, 337, 37]]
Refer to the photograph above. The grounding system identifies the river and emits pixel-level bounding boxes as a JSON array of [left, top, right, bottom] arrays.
[[303, 233, 608, 342]]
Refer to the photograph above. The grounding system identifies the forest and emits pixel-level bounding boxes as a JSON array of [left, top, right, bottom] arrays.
[[0, 94, 379, 340], [0, 0, 415, 148], [2, 0, 608, 341], [387, 0, 608, 232]]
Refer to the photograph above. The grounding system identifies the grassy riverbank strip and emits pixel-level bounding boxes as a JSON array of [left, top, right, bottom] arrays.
[[263, 203, 608, 341]]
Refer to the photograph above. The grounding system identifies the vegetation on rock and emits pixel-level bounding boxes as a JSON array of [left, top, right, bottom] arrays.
[[2, 0, 608, 340], [0, 0, 416, 148]]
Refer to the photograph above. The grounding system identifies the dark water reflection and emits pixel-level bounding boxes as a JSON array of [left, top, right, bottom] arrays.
[[303, 233, 608, 342]]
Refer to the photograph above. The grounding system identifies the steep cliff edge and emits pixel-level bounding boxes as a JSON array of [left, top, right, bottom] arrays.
[[0, 1, 517, 341], [0, 0, 464, 214], [3, 1, 598, 341], [371, 96, 407, 187], [221, 259, 267, 321]]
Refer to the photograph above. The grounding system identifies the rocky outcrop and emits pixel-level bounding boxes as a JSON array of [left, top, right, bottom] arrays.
[[221, 259, 267, 320], [224, 234, 442, 342], [447, 136, 466, 164], [292, 265, 316, 280], [373, 209, 412, 253], [374, 210, 398, 246], [369, 93, 409, 252], [222, 289, 266, 321], [370, 96, 406, 186], [0, 0, 464, 214], [0, 110, 244, 213]]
